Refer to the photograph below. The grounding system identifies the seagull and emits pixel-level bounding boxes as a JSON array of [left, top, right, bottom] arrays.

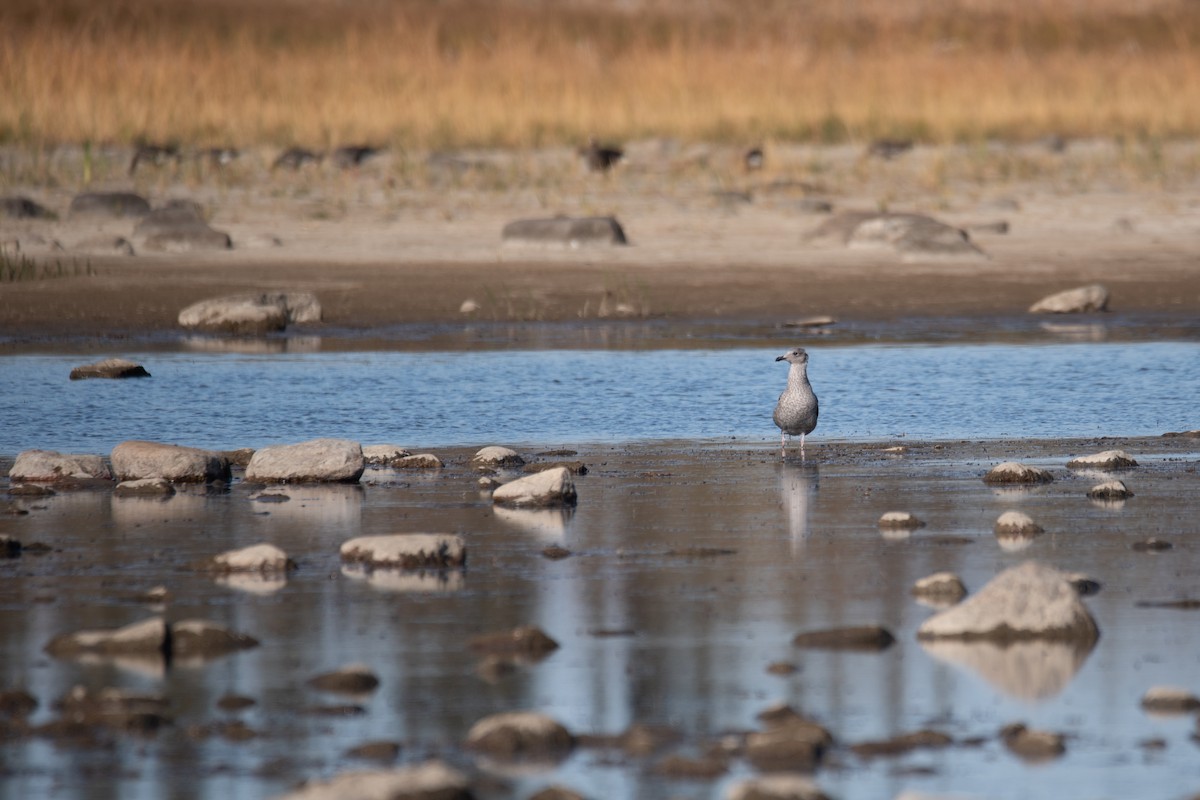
[[773, 347, 819, 460]]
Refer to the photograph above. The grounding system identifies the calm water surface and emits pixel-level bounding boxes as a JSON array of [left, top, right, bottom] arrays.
[[0, 341, 1196, 454], [1, 339, 1198, 800]]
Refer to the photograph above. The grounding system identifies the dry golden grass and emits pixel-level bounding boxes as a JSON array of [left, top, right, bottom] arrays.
[[4, 0, 1200, 149]]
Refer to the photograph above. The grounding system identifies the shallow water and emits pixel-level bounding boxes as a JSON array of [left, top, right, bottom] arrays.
[[1, 440, 1199, 800], [1, 337, 1199, 800], [0, 341, 1197, 455]]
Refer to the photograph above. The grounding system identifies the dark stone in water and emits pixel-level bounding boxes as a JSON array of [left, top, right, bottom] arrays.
[[850, 729, 953, 758], [792, 625, 896, 651], [1131, 538, 1172, 552], [469, 625, 559, 658]]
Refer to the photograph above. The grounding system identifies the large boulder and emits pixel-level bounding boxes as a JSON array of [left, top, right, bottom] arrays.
[[917, 561, 1098, 644], [1029, 284, 1109, 313], [272, 761, 473, 800], [68, 191, 150, 220], [1, 195, 55, 220], [178, 291, 322, 334], [340, 534, 466, 569], [809, 211, 986, 261], [110, 440, 231, 483], [10, 450, 111, 482], [68, 358, 151, 380], [492, 467, 577, 508], [502, 216, 627, 247], [245, 438, 364, 483]]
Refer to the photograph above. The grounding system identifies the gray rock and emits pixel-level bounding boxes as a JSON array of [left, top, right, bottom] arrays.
[[465, 711, 574, 759], [245, 438, 364, 484], [393, 453, 443, 469], [1, 196, 55, 220], [362, 445, 411, 466], [68, 357, 150, 380], [878, 510, 925, 529], [471, 446, 525, 468], [113, 478, 175, 497], [912, 572, 967, 602], [850, 729, 953, 758], [791, 197, 834, 214], [271, 761, 472, 800], [45, 616, 168, 658], [1067, 449, 1138, 470], [983, 461, 1054, 484], [132, 200, 206, 234], [141, 224, 232, 253], [340, 534, 467, 569], [177, 291, 321, 334], [917, 561, 1099, 643], [68, 191, 151, 219], [792, 625, 895, 650], [1029, 284, 1109, 313], [492, 467, 577, 507], [811, 212, 986, 261], [10, 450, 111, 482], [502, 216, 627, 247], [1001, 723, 1065, 761], [1140, 686, 1200, 713], [744, 712, 833, 772], [171, 619, 260, 658], [206, 543, 296, 574], [1088, 480, 1133, 500], [110, 440, 231, 483], [994, 511, 1043, 536], [468, 626, 559, 658], [308, 664, 380, 694], [725, 775, 831, 800]]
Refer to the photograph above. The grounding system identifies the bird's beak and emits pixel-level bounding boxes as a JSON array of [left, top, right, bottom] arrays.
[[775, 355, 785, 361]]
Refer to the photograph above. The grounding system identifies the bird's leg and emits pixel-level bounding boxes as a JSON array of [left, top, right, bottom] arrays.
[[780, 431, 787, 460], [800, 432, 806, 461]]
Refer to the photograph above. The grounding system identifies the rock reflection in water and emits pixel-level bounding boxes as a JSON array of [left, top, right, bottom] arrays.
[[340, 564, 465, 592], [920, 637, 1097, 702], [181, 335, 322, 354], [247, 484, 363, 528], [493, 505, 575, 541], [215, 572, 288, 595]]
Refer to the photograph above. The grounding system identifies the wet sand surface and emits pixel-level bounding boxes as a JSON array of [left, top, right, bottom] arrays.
[[2, 436, 1199, 798]]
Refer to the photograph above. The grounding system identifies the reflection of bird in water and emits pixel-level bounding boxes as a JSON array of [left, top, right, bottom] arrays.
[[773, 347, 819, 460], [779, 463, 818, 549]]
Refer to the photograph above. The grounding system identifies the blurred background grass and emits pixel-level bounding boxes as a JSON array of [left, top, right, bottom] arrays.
[[3, 0, 1199, 149]]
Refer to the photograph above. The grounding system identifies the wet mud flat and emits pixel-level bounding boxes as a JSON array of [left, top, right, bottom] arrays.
[[1, 434, 1199, 798]]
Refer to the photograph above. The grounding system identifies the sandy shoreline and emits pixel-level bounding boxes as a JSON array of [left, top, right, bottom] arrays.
[[2, 141, 1200, 346]]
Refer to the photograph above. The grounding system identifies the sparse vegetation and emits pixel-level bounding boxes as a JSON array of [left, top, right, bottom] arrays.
[[0, 246, 95, 282], [3, 0, 1200, 149]]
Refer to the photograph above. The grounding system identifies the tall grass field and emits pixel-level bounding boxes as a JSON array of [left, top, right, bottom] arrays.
[[3, 0, 1200, 149]]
